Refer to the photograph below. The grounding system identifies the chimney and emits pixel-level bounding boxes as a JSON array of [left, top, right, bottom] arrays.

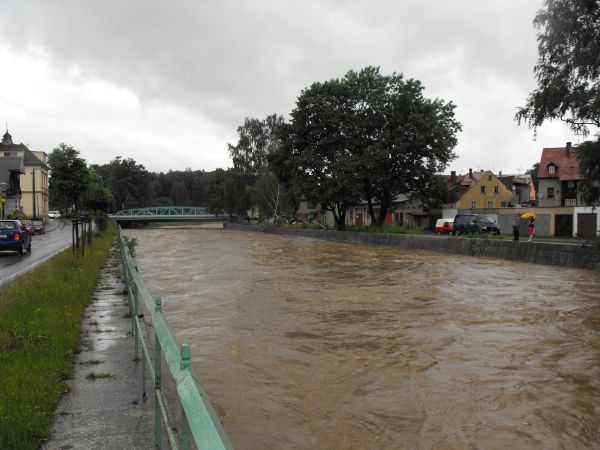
[[499, 170, 502, 176], [450, 170, 456, 183], [566, 142, 572, 156], [469, 168, 473, 178]]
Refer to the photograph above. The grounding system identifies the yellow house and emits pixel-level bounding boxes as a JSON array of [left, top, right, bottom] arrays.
[[456, 170, 514, 209], [0, 131, 49, 218]]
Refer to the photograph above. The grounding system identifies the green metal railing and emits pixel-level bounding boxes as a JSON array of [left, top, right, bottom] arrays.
[[118, 226, 234, 450]]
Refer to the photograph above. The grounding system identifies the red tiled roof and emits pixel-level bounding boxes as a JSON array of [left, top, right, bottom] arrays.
[[538, 146, 582, 180], [460, 170, 486, 187]]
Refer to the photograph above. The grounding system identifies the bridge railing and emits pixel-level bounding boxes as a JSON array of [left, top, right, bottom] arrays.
[[117, 225, 234, 450]]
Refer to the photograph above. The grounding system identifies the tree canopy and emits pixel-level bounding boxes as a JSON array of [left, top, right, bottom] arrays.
[[279, 66, 461, 229], [228, 114, 286, 180], [48, 143, 90, 212], [516, 0, 600, 134]]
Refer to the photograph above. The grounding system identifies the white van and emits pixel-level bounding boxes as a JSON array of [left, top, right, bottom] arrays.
[[48, 210, 61, 219], [435, 218, 455, 234]]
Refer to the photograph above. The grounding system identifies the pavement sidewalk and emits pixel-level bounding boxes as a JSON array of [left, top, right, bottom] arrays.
[[41, 245, 156, 449]]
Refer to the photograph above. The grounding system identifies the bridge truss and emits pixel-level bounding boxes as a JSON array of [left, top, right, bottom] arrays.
[[112, 206, 209, 217]]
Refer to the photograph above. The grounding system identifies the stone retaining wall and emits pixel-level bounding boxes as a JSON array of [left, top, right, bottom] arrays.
[[224, 223, 600, 270]]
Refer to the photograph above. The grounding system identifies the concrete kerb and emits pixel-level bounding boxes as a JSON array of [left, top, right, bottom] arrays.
[[224, 223, 600, 270], [0, 242, 71, 289]]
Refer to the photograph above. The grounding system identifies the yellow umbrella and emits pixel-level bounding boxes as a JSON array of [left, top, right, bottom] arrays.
[[521, 212, 536, 219]]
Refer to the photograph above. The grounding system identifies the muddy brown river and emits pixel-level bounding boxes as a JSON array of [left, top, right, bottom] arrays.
[[125, 228, 600, 449]]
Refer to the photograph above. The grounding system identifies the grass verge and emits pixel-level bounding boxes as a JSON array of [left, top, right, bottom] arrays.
[[0, 223, 117, 449]]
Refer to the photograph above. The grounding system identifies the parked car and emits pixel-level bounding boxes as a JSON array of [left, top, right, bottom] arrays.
[[478, 216, 500, 235], [453, 214, 480, 235], [32, 219, 45, 235], [435, 218, 455, 234], [0, 220, 32, 254], [48, 210, 61, 218], [453, 214, 501, 235]]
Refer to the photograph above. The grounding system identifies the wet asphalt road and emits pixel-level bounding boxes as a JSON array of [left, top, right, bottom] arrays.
[[0, 219, 72, 286]]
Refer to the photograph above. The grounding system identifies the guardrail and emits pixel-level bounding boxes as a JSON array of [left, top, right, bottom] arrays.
[[118, 226, 234, 450]]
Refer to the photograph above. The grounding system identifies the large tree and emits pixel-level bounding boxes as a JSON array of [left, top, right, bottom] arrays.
[[283, 67, 460, 229], [48, 143, 90, 213], [228, 114, 286, 181], [285, 76, 363, 230], [517, 0, 600, 203]]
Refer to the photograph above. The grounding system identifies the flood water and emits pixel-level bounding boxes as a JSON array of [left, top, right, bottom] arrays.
[[125, 228, 600, 449]]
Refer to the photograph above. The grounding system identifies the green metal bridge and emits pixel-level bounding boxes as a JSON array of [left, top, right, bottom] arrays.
[[110, 206, 229, 224]]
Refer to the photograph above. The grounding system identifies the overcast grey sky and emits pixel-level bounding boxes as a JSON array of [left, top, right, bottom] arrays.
[[0, 0, 579, 175]]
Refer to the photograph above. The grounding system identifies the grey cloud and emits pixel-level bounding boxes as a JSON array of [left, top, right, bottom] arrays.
[[0, 1, 542, 120]]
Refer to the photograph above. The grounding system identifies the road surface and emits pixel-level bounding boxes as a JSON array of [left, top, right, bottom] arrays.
[[0, 219, 72, 287]]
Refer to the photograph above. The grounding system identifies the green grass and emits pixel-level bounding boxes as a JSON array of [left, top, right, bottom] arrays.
[[352, 223, 424, 235], [0, 224, 116, 450]]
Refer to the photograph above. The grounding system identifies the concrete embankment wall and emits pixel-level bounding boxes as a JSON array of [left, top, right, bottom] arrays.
[[224, 223, 600, 270]]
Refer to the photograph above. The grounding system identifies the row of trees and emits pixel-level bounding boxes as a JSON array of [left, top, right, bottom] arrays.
[[48, 149, 236, 216]]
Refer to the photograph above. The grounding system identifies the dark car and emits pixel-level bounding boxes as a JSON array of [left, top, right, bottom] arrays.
[[454, 214, 500, 235], [32, 219, 45, 235], [453, 214, 480, 235], [0, 220, 32, 254]]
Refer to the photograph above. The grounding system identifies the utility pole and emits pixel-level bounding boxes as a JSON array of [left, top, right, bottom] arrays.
[[32, 169, 36, 218]]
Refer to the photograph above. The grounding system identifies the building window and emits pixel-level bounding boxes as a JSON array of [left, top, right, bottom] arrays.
[[567, 180, 575, 188], [487, 201, 494, 208], [547, 187, 555, 199], [480, 186, 486, 193], [494, 186, 499, 194], [471, 201, 477, 209], [488, 174, 492, 181], [500, 201, 507, 207], [548, 164, 555, 174], [307, 201, 317, 210]]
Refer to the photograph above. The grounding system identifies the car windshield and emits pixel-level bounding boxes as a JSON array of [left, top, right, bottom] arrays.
[[481, 216, 496, 224], [455, 216, 476, 225], [0, 221, 17, 230]]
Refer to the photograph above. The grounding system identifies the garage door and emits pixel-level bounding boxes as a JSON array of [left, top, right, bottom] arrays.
[[577, 213, 597, 238], [555, 214, 573, 237]]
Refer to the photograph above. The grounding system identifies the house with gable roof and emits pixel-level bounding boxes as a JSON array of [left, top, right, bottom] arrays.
[[455, 169, 514, 210], [0, 129, 49, 218], [537, 142, 590, 208]]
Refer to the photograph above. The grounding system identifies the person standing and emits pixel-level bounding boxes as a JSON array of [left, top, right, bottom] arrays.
[[528, 217, 535, 242], [512, 216, 520, 241]]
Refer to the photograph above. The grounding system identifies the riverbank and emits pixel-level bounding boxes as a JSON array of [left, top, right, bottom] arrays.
[[0, 226, 116, 449], [224, 223, 600, 270]]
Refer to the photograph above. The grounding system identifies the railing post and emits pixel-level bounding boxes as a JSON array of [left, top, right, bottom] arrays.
[[133, 282, 139, 361], [180, 344, 192, 450], [154, 297, 163, 450]]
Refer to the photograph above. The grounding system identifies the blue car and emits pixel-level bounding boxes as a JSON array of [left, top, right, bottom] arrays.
[[0, 220, 32, 254]]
